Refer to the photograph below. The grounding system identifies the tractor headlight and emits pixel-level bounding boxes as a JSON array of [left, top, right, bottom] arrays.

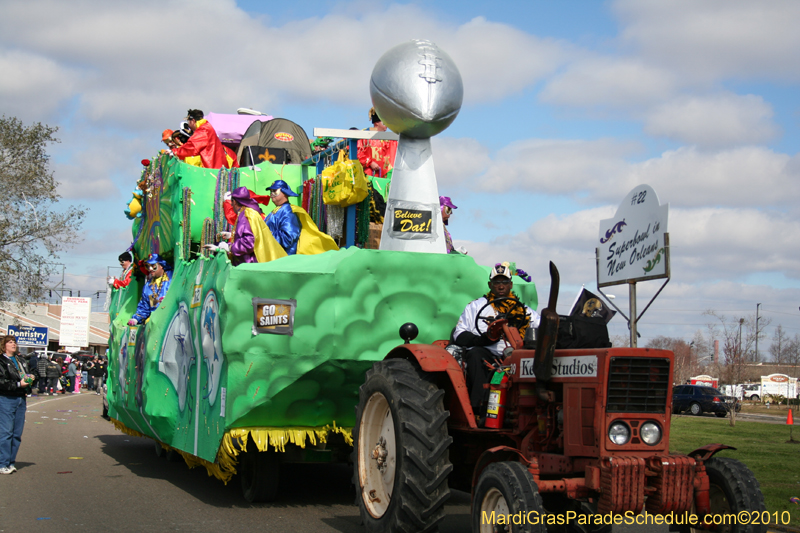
[[640, 422, 662, 445], [608, 421, 631, 445]]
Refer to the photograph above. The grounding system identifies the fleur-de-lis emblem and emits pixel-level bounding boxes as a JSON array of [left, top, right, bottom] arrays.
[[258, 149, 277, 162]]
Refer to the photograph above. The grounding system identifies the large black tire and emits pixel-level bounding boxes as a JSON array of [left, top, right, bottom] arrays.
[[690, 402, 702, 416], [682, 457, 767, 533], [154, 441, 166, 458], [240, 446, 281, 503], [165, 448, 182, 462], [354, 358, 453, 533], [472, 461, 546, 533], [715, 412, 727, 418]]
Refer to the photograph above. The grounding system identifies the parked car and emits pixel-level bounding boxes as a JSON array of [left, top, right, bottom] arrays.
[[672, 384, 741, 417], [69, 351, 96, 364], [23, 350, 60, 364]]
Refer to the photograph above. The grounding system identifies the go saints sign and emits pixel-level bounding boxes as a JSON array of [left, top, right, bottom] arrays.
[[252, 298, 296, 336]]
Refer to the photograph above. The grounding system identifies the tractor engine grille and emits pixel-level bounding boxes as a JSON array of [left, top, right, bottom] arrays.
[[606, 357, 670, 413]]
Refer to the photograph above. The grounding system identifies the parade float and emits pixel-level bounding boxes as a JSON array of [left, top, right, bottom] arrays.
[[107, 39, 539, 500]]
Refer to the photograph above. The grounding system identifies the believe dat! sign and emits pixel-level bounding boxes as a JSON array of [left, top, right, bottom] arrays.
[[597, 184, 669, 287], [8, 325, 49, 348]]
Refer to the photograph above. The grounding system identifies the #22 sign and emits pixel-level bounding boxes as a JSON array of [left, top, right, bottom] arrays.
[[598, 184, 669, 287]]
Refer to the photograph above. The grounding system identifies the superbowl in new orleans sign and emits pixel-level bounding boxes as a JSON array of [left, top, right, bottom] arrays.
[[597, 184, 669, 287]]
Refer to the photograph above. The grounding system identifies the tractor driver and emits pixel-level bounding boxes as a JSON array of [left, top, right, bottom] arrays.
[[453, 262, 540, 425]]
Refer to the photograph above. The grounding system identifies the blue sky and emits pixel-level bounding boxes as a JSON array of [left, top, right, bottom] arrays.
[[2, 0, 799, 355]]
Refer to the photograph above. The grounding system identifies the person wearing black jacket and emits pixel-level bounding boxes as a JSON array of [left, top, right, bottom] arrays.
[[94, 358, 107, 395], [37, 355, 49, 394], [0, 335, 33, 474], [45, 357, 61, 395], [27, 353, 39, 396]]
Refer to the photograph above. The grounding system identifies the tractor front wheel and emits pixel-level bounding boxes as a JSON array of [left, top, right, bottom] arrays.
[[472, 461, 546, 533], [354, 358, 453, 533], [682, 457, 767, 533]]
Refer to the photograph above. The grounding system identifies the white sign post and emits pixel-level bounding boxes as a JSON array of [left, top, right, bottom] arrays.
[[596, 184, 670, 347], [60, 297, 92, 349]]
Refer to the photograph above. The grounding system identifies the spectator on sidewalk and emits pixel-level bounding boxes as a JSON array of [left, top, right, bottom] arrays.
[[65, 359, 77, 394], [80, 359, 89, 390], [37, 355, 49, 394], [0, 335, 31, 474], [94, 358, 107, 395], [45, 357, 61, 395], [86, 357, 97, 391], [27, 352, 39, 397]]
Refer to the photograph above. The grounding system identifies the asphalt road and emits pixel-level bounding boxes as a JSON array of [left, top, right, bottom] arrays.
[[0, 392, 474, 532], [3, 393, 789, 532]]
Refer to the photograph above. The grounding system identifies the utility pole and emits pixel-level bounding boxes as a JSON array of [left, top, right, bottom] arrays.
[[738, 318, 744, 370], [755, 303, 761, 362]]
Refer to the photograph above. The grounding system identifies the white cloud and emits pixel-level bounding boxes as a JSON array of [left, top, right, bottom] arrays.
[[613, 0, 800, 82], [0, 50, 80, 122], [643, 93, 779, 147], [454, 137, 798, 209], [670, 208, 800, 282], [0, 1, 572, 131], [540, 56, 676, 109], [626, 146, 800, 208], [445, 16, 571, 103], [480, 138, 640, 195], [431, 136, 491, 188]]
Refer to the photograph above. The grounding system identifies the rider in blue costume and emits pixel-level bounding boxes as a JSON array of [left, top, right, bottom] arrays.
[[265, 180, 302, 255], [127, 254, 173, 326]]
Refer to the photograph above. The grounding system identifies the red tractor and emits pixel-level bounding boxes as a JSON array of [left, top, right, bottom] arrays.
[[353, 265, 766, 533]]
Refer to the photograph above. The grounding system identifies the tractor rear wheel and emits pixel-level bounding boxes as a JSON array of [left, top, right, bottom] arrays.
[[472, 461, 546, 533], [354, 358, 453, 533], [681, 457, 766, 533]]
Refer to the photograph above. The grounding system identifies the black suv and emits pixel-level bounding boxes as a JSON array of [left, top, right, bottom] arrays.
[[672, 385, 740, 417]]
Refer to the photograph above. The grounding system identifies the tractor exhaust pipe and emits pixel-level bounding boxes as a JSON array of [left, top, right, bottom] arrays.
[[534, 262, 560, 401]]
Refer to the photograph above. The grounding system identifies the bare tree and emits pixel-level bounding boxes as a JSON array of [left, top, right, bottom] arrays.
[[704, 310, 772, 386], [769, 325, 789, 364], [0, 116, 87, 305], [787, 334, 800, 376], [610, 334, 629, 348], [646, 336, 695, 385]]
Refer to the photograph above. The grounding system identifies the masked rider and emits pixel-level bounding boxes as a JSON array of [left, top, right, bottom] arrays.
[[127, 254, 172, 326]]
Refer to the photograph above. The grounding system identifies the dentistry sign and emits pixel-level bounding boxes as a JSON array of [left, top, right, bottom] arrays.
[[8, 325, 49, 348], [598, 184, 669, 287]]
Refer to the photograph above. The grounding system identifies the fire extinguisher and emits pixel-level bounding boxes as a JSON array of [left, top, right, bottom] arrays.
[[485, 370, 509, 429]]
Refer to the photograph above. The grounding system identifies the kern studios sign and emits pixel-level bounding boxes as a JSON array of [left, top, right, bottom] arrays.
[[598, 184, 669, 287], [8, 325, 49, 348]]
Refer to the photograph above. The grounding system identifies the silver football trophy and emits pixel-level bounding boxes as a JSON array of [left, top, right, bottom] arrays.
[[371, 40, 463, 253]]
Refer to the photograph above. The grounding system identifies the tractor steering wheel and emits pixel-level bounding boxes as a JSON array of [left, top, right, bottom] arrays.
[[474, 297, 528, 337]]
